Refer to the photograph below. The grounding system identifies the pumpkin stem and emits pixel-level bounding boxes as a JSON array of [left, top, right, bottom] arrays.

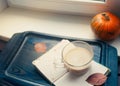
[[102, 13, 110, 21]]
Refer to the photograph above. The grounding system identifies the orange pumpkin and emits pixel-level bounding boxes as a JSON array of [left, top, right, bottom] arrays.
[[91, 12, 120, 41]]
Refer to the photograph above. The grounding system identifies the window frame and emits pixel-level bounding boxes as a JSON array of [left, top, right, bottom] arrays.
[[7, 0, 117, 16]]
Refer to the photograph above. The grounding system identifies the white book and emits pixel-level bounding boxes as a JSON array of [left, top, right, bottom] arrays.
[[32, 39, 110, 86]]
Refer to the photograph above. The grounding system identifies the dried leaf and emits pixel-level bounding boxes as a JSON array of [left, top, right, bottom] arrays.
[[34, 43, 47, 53], [86, 73, 107, 86]]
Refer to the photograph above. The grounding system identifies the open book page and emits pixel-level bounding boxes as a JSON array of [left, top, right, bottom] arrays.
[[32, 39, 70, 83], [54, 61, 110, 86], [32, 39, 110, 86]]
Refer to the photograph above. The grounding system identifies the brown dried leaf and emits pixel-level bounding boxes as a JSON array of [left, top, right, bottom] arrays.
[[86, 73, 107, 86], [34, 43, 47, 53]]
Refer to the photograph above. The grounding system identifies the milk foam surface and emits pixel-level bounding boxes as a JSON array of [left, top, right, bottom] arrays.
[[64, 47, 92, 66]]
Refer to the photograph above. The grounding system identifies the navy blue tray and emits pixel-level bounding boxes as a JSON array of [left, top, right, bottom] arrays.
[[0, 31, 118, 86]]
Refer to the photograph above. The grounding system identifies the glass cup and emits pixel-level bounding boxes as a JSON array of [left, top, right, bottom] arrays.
[[62, 41, 94, 75]]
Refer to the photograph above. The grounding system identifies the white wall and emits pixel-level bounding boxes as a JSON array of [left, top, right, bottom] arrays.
[[0, 0, 8, 12]]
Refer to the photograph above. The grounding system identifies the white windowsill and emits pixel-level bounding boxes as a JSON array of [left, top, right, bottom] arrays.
[[0, 7, 120, 56], [0, 7, 94, 39]]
